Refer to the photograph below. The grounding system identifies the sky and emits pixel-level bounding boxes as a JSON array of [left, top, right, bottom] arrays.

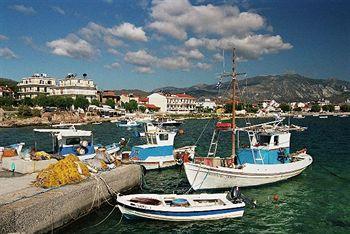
[[0, 0, 349, 91]]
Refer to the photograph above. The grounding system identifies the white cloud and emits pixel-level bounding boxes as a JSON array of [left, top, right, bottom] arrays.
[[213, 53, 224, 61], [184, 35, 292, 60], [134, 66, 154, 74], [107, 48, 121, 56], [149, 0, 265, 40], [104, 36, 123, 47], [46, 34, 98, 59], [178, 48, 204, 60], [51, 6, 65, 15], [0, 35, 8, 41], [9, 5, 36, 15], [124, 50, 156, 66], [196, 62, 211, 70], [124, 49, 191, 72], [79, 22, 107, 42], [109, 23, 148, 42], [104, 61, 120, 69], [159, 56, 191, 70], [0, 47, 17, 59]]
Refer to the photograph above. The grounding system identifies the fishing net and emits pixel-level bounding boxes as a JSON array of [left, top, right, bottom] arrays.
[[34, 154, 90, 188]]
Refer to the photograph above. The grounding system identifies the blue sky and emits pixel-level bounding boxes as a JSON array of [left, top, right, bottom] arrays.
[[0, 0, 349, 91]]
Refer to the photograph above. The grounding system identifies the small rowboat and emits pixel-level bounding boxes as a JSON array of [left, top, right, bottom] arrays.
[[117, 190, 245, 221]]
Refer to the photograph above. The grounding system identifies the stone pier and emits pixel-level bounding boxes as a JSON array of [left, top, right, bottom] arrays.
[[0, 164, 142, 233]]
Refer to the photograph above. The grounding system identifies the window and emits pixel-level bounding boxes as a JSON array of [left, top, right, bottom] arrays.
[[258, 135, 271, 145], [66, 138, 81, 145], [274, 136, 279, 146], [159, 134, 169, 141]]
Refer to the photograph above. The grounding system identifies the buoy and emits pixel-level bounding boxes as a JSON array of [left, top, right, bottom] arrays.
[[273, 194, 279, 201], [178, 129, 185, 135]]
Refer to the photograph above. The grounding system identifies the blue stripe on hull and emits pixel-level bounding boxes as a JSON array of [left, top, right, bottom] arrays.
[[120, 203, 244, 217]]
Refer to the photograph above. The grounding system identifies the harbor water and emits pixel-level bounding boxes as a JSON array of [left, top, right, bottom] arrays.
[[0, 117, 349, 233]]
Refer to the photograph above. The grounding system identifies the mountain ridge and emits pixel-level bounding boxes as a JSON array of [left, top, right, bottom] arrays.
[[151, 74, 350, 102]]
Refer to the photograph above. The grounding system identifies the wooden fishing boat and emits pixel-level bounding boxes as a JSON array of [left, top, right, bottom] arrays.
[[184, 49, 313, 190], [117, 190, 245, 221]]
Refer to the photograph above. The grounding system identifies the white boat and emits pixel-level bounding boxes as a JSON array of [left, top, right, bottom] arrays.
[[293, 115, 305, 119], [319, 115, 328, 119], [33, 126, 122, 161], [117, 190, 245, 221], [152, 118, 183, 127], [124, 123, 195, 170], [92, 122, 102, 125], [339, 114, 348, 118], [52, 123, 84, 128], [117, 119, 140, 127], [184, 49, 313, 190], [312, 114, 320, 117]]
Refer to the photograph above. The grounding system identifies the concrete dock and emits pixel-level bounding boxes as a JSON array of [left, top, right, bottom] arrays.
[[0, 164, 142, 233]]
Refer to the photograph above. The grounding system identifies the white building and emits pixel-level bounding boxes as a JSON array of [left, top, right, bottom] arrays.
[[197, 98, 216, 110], [17, 73, 56, 99], [51, 74, 97, 102], [148, 93, 197, 113], [148, 93, 167, 112]]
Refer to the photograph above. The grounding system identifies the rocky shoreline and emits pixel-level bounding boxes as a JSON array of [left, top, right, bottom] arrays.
[[0, 112, 114, 128]]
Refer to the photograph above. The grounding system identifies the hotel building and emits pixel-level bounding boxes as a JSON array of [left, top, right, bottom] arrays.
[[17, 73, 56, 99]]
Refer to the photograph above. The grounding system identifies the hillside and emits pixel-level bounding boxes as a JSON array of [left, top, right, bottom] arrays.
[[152, 74, 350, 102], [0, 78, 18, 92]]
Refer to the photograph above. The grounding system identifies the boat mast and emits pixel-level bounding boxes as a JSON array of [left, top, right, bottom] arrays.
[[231, 48, 237, 160]]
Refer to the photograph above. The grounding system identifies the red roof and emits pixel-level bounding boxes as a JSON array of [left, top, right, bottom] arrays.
[[145, 104, 160, 110], [175, 93, 195, 99], [0, 86, 13, 93], [102, 90, 117, 97], [139, 97, 149, 103]]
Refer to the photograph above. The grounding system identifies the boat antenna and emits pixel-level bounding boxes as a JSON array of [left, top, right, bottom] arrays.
[[222, 49, 225, 73]]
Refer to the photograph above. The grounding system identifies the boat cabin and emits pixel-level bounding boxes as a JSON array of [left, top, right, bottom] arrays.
[[238, 130, 291, 165], [33, 128, 95, 157]]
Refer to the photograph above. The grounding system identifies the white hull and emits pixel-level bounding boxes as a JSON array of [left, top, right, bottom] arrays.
[[184, 153, 313, 190], [133, 159, 178, 170], [117, 193, 245, 221]]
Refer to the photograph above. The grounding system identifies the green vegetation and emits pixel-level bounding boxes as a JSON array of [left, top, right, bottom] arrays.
[[0, 97, 14, 107], [280, 103, 291, 112], [340, 104, 350, 112], [224, 102, 258, 113], [32, 95, 74, 110], [91, 99, 100, 106], [0, 78, 18, 92], [74, 96, 89, 110], [322, 104, 335, 112], [293, 107, 302, 112], [139, 105, 146, 113], [311, 104, 321, 112], [123, 100, 138, 113], [105, 99, 115, 109], [17, 105, 41, 117]]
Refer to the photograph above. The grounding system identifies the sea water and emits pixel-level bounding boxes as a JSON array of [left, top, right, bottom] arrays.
[[0, 117, 349, 233]]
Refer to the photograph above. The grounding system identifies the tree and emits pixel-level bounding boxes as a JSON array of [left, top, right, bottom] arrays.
[[91, 99, 100, 106], [33, 94, 49, 107], [106, 99, 115, 109], [18, 105, 32, 117], [293, 107, 302, 112], [128, 100, 138, 113], [322, 104, 335, 112], [74, 96, 89, 110], [139, 105, 146, 113], [21, 97, 33, 106], [340, 104, 350, 112], [0, 97, 14, 107], [311, 104, 321, 112], [280, 103, 291, 112], [224, 103, 232, 113]]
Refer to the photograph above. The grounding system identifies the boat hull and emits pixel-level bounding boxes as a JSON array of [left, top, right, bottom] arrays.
[[184, 153, 313, 190], [133, 159, 178, 170], [117, 193, 244, 221], [118, 205, 244, 221]]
